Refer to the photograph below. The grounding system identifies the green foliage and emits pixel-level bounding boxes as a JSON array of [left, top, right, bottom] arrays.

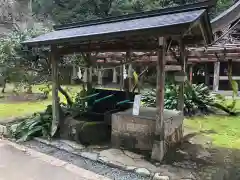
[[10, 105, 53, 142], [38, 83, 51, 96], [0, 27, 51, 86], [32, 0, 234, 25], [32, 0, 191, 24], [213, 60, 239, 115], [142, 82, 215, 115], [62, 84, 96, 117], [213, 81, 239, 115], [213, 0, 234, 17]]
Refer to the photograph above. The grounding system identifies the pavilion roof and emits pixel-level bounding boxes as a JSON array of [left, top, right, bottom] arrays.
[[23, 1, 214, 52], [211, 0, 240, 33]]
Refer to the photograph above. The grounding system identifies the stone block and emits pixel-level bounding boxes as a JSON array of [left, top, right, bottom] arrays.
[[111, 107, 183, 156], [60, 116, 85, 141], [153, 173, 170, 180], [135, 168, 151, 176], [80, 152, 98, 161], [61, 116, 111, 145], [78, 121, 111, 145]]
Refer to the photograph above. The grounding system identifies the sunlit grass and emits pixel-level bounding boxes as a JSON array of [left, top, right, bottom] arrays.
[[0, 84, 82, 120], [0, 84, 117, 120], [1, 83, 240, 150], [0, 100, 51, 120], [185, 99, 240, 149]]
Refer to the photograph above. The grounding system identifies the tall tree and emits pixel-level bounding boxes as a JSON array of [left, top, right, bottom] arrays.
[[32, 0, 234, 25], [32, 0, 182, 24]]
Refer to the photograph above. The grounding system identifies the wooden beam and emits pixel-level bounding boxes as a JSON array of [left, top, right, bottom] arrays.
[[151, 37, 166, 162], [50, 45, 60, 137], [95, 51, 240, 59], [219, 76, 240, 80], [95, 53, 240, 63], [213, 62, 220, 91], [58, 43, 158, 55]]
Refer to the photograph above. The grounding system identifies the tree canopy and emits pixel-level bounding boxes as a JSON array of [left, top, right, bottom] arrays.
[[31, 0, 234, 24]]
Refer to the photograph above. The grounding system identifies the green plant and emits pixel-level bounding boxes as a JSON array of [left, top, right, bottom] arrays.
[[63, 85, 96, 117], [142, 82, 215, 115], [10, 105, 53, 142], [38, 83, 51, 96], [213, 60, 239, 115]]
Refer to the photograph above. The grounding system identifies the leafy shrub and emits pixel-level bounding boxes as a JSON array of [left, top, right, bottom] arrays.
[[62, 85, 96, 117], [38, 83, 51, 96], [10, 105, 53, 142], [142, 82, 215, 115]]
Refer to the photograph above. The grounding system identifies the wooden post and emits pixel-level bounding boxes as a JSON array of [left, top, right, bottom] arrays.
[[50, 46, 60, 137], [126, 52, 132, 91], [213, 62, 220, 91], [138, 67, 144, 93], [120, 60, 124, 90], [189, 64, 193, 84], [71, 64, 77, 84], [204, 63, 209, 86], [128, 64, 133, 91], [178, 39, 186, 112], [151, 37, 166, 162], [98, 67, 103, 85], [83, 68, 88, 83], [28, 0, 32, 13], [89, 67, 93, 83], [112, 68, 117, 83]]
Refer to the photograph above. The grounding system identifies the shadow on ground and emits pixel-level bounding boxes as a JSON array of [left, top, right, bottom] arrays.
[[163, 132, 240, 180]]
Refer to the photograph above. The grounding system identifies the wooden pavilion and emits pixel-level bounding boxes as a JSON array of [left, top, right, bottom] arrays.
[[23, 1, 214, 161], [84, 0, 240, 91]]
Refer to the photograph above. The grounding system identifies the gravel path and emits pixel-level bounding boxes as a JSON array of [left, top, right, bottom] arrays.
[[22, 140, 150, 180]]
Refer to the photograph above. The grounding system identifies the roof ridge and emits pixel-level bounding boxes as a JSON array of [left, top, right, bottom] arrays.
[[54, 0, 216, 31]]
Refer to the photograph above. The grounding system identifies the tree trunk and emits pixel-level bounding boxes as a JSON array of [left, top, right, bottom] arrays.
[[58, 85, 73, 106], [1, 78, 7, 93], [131, 67, 148, 93]]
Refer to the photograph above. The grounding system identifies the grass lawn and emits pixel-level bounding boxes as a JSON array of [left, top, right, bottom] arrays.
[[0, 84, 81, 120], [0, 100, 51, 119], [1, 83, 240, 150], [185, 100, 240, 149]]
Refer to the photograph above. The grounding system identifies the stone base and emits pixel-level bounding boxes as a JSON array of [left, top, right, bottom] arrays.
[[111, 107, 184, 159], [151, 140, 165, 162], [61, 116, 111, 145]]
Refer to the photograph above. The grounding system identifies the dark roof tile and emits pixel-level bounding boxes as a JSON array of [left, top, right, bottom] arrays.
[[24, 9, 205, 45]]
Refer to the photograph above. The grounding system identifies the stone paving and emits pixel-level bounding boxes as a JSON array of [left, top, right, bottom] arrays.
[[32, 137, 229, 180], [0, 139, 110, 180], [22, 140, 150, 180], [2, 122, 240, 180]]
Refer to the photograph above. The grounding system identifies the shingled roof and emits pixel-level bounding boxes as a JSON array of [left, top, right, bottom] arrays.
[[23, 1, 214, 51]]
